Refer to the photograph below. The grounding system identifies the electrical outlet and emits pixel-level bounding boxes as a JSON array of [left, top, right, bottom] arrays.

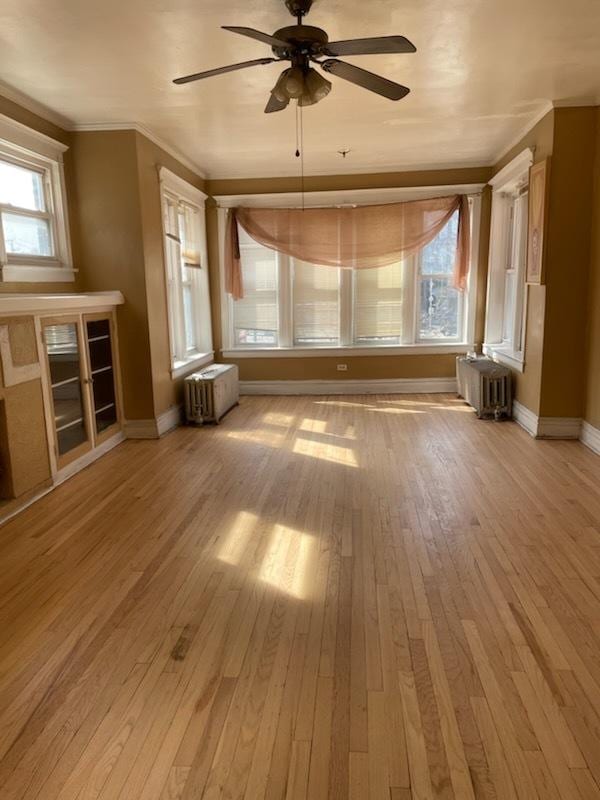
[[337, 364, 348, 371]]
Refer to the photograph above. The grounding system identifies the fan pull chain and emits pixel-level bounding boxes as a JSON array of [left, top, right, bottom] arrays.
[[295, 103, 305, 210]]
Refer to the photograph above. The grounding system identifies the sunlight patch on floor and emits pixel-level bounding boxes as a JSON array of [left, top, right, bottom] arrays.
[[261, 412, 296, 427], [226, 429, 286, 448], [292, 437, 358, 467], [299, 418, 357, 440], [258, 524, 315, 600], [217, 510, 258, 565]]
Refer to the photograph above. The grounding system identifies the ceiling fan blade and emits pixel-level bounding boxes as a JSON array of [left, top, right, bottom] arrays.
[[324, 36, 416, 57], [320, 59, 410, 100], [222, 26, 291, 49], [265, 93, 290, 113], [173, 58, 276, 84]]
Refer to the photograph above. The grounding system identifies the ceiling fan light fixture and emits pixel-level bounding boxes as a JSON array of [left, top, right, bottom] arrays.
[[272, 69, 292, 102], [283, 65, 305, 98], [304, 67, 332, 103]]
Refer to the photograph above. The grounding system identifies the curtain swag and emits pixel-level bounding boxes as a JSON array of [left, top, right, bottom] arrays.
[[225, 194, 471, 301]]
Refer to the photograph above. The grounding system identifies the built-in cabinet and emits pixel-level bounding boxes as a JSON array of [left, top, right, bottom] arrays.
[[41, 310, 122, 469], [0, 293, 124, 517]]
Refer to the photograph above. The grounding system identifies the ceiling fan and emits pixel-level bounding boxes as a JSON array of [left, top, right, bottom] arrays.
[[173, 0, 416, 113]]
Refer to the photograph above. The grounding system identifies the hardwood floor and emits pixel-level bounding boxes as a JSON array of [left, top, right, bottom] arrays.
[[1, 393, 600, 799]]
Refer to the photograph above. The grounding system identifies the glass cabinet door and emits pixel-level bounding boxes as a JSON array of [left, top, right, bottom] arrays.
[[85, 317, 119, 437], [44, 321, 90, 459]]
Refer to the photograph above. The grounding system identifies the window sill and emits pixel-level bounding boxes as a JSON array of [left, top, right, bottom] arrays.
[[222, 343, 472, 359], [482, 343, 525, 373], [171, 351, 214, 379], [0, 263, 77, 283]]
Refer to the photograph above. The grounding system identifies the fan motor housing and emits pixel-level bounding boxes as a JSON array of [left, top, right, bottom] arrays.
[[285, 0, 314, 18], [271, 25, 328, 58]]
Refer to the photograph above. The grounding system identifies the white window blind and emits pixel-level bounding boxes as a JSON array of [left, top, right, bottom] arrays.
[[353, 261, 403, 344], [293, 260, 340, 345], [233, 238, 279, 346]]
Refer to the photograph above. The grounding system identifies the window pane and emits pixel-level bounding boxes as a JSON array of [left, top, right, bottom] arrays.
[[354, 262, 402, 344], [419, 277, 460, 339], [293, 260, 339, 345], [234, 241, 278, 346], [183, 284, 196, 350], [503, 272, 516, 342], [2, 211, 52, 256], [0, 160, 45, 211], [421, 211, 459, 275]]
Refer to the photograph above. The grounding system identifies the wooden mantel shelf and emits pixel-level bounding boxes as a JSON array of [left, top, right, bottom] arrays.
[[0, 291, 124, 315]]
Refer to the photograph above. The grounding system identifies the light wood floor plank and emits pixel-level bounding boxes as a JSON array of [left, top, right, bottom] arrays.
[[0, 394, 598, 799]]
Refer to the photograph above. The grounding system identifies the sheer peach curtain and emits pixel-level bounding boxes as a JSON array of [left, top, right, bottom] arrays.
[[225, 194, 470, 300]]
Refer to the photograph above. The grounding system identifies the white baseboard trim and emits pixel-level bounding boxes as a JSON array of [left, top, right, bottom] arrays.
[[581, 420, 600, 455], [513, 400, 583, 440], [240, 377, 458, 396], [56, 431, 126, 486], [512, 400, 539, 436], [537, 417, 582, 439], [157, 405, 183, 436]]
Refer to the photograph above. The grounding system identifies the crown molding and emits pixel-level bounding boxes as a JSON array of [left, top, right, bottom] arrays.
[[0, 81, 73, 130], [552, 97, 600, 108], [492, 102, 554, 166], [70, 121, 206, 179]]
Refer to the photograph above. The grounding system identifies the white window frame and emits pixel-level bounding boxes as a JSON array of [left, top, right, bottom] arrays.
[[217, 186, 481, 358], [0, 114, 74, 283], [483, 148, 533, 372], [158, 167, 213, 378]]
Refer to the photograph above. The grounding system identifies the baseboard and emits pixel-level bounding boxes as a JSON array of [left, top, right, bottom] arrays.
[[123, 419, 159, 439], [513, 400, 582, 440], [512, 400, 539, 436], [537, 417, 582, 439], [124, 406, 183, 439], [157, 405, 182, 436], [581, 420, 600, 455], [56, 431, 126, 486], [240, 377, 458, 396], [0, 481, 54, 528]]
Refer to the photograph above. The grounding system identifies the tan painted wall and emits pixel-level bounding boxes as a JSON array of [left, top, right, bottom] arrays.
[[491, 110, 555, 415], [70, 130, 154, 420], [206, 167, 492, 382], [0, 94, 81, 294], [539, 108, 597, 418], [134, 133, 207, 417], [585, 108, 600, 429]]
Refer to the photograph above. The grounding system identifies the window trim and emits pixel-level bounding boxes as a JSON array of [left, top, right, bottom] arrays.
[[158, 166, 213, 377], [217, 188, 481, 356], [0, 113, 74, 283], [483, 148, 533, 373]]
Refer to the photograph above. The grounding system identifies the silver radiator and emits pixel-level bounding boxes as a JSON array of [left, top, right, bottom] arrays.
[[456, 357, 512, 419], [185, 364, 239, 424]]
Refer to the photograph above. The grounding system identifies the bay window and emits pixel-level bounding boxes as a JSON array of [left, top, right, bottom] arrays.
[[293, 260, 340, 345], [224, 200, 475, 354]]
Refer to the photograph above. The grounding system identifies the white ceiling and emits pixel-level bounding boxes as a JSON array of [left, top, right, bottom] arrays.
[[1, 0, 600, 179]]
